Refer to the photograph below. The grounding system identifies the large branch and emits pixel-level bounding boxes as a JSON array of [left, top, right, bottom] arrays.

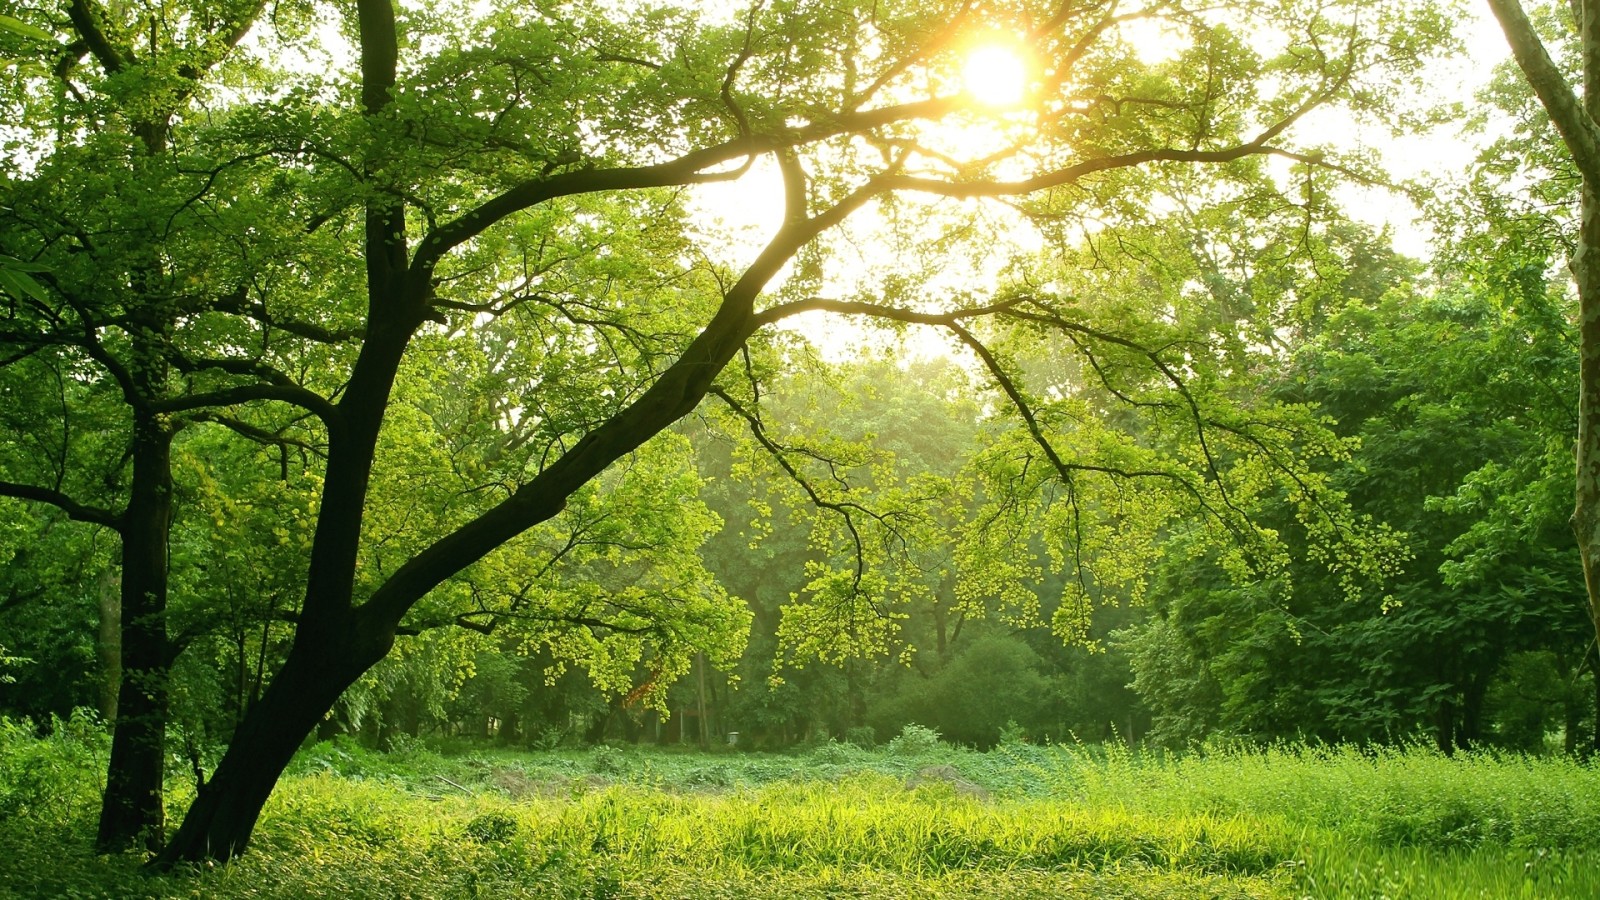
[[152, 384, 339, 425], [0, 480, 121, 529], [887, 144, 1323, 198], [357, 178, 890, 629], [1488, 0, 1600, 180], [64, 0, 131, 73], [409, 97, 956, 274], [357, 0, 399, 116], [888, 61, 1350, 199]]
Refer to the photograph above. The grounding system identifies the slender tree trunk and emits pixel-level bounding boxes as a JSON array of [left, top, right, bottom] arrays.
[[696, 651, 709, 749], [1460, 674, 1489, 751], [1592, 662, 1600, 754], [96, 412, 173, 853], [96, 567, 120, 721], [1435, 697, 1456, 757]]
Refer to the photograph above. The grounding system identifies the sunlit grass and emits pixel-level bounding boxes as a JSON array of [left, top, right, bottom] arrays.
[[2, 722, 1597, 898]]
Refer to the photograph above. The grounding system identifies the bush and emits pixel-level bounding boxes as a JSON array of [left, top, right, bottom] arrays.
[[887, 724, 942, 756], [590, 744, 627, 775], [464, 810, 520, 844], [0, 710, 105, 826]]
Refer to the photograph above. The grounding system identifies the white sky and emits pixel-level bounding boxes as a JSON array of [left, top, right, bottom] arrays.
[[686, 5, 1518, 358]]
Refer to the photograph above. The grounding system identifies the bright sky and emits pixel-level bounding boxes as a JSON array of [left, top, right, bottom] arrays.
[[686, 3, 1521, 361]]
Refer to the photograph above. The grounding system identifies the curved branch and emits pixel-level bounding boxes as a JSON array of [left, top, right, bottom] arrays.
[[1488, 0, 1600, 180], [0, 480, 122, 529], [410, 96, 956, 275], [152, 384, 339, 426], [188, 411, 323, 457], [709, 386, 873, 595]]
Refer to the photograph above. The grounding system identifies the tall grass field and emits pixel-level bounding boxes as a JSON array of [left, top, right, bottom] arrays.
[[2, 718, 1596, 898]]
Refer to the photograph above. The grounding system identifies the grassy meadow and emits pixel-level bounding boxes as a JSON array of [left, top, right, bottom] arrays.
[[2, 719, 1597, 898]]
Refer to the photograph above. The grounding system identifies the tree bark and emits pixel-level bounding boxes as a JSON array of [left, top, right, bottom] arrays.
[[96, 567, 120, 721], [96, 412, 173, 853], [1592, 661, 1600, 754], [1489, 0, 1600, 698], [153, 612, 392, 865], [1434, 698, 1455, 757]]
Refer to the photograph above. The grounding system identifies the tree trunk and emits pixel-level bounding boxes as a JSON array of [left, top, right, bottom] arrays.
[[1592, 662, 1600, 754], [1434, 697, 1456, 756], [1573, 174, 1600, 749], [696, 651, 709, 749], [153, 614, 390, 866], [1488, 0, 1600, 751], [1459, 674, 1489, 751], [96, 413, 173, 854], [95, 567, 120, 722]]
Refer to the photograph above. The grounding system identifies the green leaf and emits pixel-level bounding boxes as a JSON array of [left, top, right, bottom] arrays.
[[0, 14, 51, 42], [0, 267, 46, 302], [0, 268, 46, 302], [0, 254, 48, 273]]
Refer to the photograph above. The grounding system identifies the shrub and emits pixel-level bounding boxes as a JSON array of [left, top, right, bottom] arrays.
[[590, 744, 627, 775], [887, 724, 942, 756], [464, 810, 519, 844]]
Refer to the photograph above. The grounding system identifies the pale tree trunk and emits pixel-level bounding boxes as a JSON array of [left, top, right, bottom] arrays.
[[96, 567, 120, 721], [1574, 178, 1600, 714], [1490, 0, 1600, 689]]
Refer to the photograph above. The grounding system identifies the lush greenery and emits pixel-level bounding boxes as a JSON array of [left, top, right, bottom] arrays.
[[4, 0, 1600, 887], [2, 721, 1596, 898]]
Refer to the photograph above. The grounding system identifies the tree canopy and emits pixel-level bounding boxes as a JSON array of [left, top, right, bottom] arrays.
[[16, 0, 1586, 871]]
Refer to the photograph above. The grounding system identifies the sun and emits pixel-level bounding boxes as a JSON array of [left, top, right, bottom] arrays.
[[961, 42, 1028, 107]]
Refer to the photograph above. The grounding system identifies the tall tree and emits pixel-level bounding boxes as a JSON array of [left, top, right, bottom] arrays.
[[0, 0, 1448, 864], [1489, 0, 1600, 679], [0, 0, 282, 852]]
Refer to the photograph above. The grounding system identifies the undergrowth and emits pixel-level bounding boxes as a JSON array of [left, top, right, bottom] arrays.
[[1, 717, 1596, 898]]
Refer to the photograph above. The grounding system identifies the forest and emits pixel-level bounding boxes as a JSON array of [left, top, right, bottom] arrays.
[[3, 0, 1600, 896]]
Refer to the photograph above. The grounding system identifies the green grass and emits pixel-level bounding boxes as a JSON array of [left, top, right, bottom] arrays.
[[2, 722, 1597, 898]]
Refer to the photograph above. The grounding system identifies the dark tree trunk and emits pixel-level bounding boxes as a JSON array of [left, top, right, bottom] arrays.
[[1459, 673, 1489, 751], [1434, 697, 1456, 757], [96, 412, 173, 854], [153, 614, 391, 866], [1592, 664, 1600, 754]]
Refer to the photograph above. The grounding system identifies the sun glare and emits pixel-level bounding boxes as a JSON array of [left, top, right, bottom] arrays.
[[962, 43, 1028, 107]]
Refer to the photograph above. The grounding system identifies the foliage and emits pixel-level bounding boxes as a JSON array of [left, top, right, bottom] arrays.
[[885, 723, 944, 756], [1120, 271, 1592, 750], [3, 730, 1599, 897], [0, 0, 1550, 862]]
